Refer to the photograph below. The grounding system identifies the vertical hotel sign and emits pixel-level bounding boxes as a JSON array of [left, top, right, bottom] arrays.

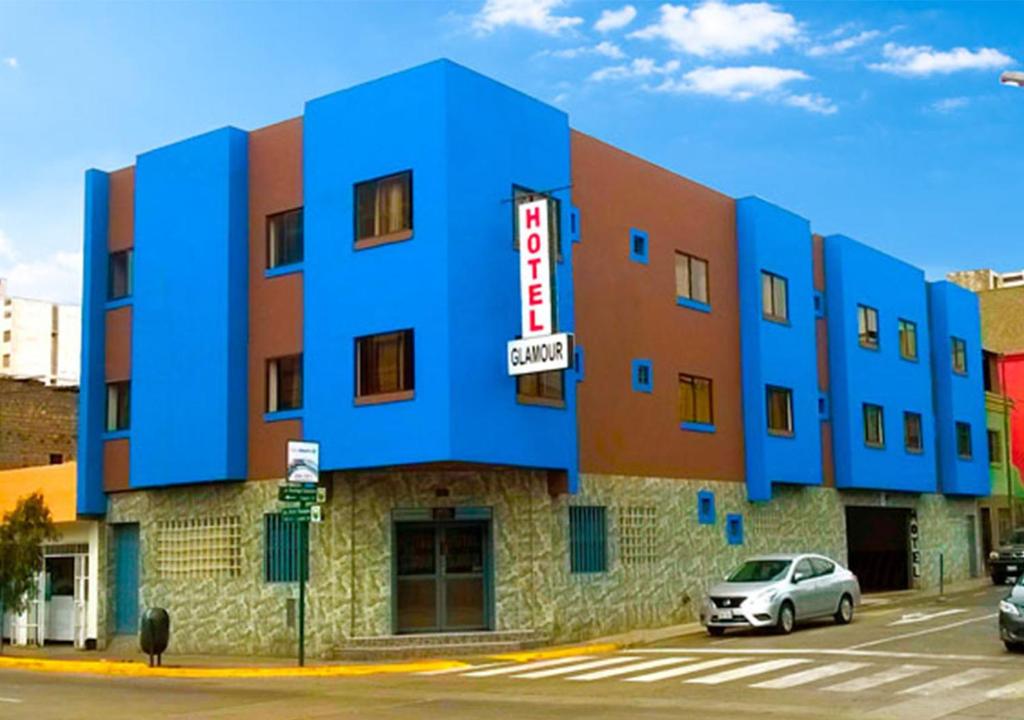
[[507, 197, 573, 376]]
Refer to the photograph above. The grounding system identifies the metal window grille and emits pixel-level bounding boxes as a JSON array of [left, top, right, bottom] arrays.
[[569, 506, 607, 574], [157, 516, 241, 578], [618, 506, 658, 566], [44, 543, 89, 556], [264, 513, 308, 583]]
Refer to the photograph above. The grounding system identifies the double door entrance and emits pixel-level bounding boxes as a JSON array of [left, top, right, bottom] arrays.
[[394, 516, 492, 634]]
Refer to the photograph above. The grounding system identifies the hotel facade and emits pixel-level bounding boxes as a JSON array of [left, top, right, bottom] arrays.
[[79, 61, 989, 656]]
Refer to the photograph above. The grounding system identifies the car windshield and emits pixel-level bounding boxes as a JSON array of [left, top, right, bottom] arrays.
[[727, 560, 792, 583], [1009, 530, 1024, 545]]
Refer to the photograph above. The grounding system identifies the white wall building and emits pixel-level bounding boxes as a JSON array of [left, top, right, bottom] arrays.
[[0, 278, 80, 386]]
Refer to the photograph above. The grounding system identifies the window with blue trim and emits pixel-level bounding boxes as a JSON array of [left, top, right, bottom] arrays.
[[264, 514, 307, 582], [679, 373, 714, 430], [569, 506, 607, 573], [266, 354, 303, 413], [105, 380, 130, 432], [675, 252, 709, 309], [761, 271, 788, 323], [632, 359, 653, 393], [267, 208, 303, 269], [108, 249, 133, 300], [630, 229, 648, 264], [726, 514, 744, 545], [697, 491, 715, 524]]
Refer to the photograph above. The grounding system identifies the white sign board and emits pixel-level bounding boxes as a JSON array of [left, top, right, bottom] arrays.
[[508, 333, 574, 376], [286, 440, 320, 484], [518, 198, 554, 338]]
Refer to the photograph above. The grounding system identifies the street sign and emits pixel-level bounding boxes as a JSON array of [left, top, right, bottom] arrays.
[[286, 440, 320, 484], [507, 332, 573, 376], [279, 486, 318, 503], [281, 506, 313, 522]]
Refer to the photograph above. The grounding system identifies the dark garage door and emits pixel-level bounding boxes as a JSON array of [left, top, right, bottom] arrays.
[[846, 507, 910, 592]]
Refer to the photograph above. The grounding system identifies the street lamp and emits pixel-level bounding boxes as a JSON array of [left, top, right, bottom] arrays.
[[1001, 71, 1024, 88]]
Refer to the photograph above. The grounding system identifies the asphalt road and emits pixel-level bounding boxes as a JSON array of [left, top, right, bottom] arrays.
[[2, 583, 1022, 720]]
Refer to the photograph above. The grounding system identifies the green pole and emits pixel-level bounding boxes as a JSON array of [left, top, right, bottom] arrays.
[[298, 520, 307, 668]]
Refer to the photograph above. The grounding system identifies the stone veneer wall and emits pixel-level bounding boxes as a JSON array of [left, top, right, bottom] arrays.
[[103, 470, 981, 655]]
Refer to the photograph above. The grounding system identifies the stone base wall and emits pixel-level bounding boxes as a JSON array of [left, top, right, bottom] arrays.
[[102, 471, 981, 655]]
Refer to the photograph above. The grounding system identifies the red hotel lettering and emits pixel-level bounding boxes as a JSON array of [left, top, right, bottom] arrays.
[[529, 309, 544, 333], [527, 232, 542, 253], [525, 206, 541, 228], [527, 257, 542, 279], [528, 284, 543, 304]]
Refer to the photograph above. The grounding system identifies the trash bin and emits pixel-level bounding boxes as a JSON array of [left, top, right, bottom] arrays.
[[140, 607, 170, 667]]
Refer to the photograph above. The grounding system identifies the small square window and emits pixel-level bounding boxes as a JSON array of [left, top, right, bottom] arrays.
[[48, 453, 63, 465], [679, 373, 714, 426], [952, 337, 968, 375], [858, 305, 879, 349], [355, 330, 415, 401], [863, 403, 885, 448], [266, 354, 303, 413], [904, 411, 923, 453], [633, 359, 653, 393], [354, 171, 412, 247], [726, 514, 744, 545], [898, 319, 918, 361], [766, 386, 793, 436], [105, 380, 130, 432], [267, 208, 303, 269], [108, 249, 133, 300], [569, 506, 607, 573], [761, 271, 788, 323], [956, 421, 972, 459], [630, 229, 648, 264], [697, 490, 715, 525]]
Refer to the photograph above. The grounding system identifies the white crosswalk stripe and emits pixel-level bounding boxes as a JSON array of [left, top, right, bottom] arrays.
[[623, 657, 745, 683], [899, 668, 1004, 696], [750, 662, 871, 689], [687, 658, 809, 685], [514, 656, 642, 679], [987, 677, 1024, 700], [418, 662, 511, 676], [463, 655, 592, 677], [567, 657, 696, 681], [823, 664, 934, 693]]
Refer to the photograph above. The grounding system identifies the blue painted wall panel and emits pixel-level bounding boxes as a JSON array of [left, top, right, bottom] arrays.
[[131, 128, 249, 487], [736, 197, 821, 501], [825, 235, 937, 493], [78, 169, 110, 514], [928, 281, 989, 496]]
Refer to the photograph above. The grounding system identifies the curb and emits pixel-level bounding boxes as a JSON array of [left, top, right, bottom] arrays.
[[0, 655, 466, 679], [489, 642, 620, 662]]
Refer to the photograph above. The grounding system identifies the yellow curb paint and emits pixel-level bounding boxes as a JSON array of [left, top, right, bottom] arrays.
[[490, 643, 619, 663], [0, 656, 466, 679]]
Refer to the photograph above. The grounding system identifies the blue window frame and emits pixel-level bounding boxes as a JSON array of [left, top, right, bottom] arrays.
[[726, 514, 744, 545], [632, 359, 653, 393], [569, 506, 607, 573], [575, 345, 585, 382], [697, 491, 716, 525], [630, 228, 649, 264], [264, 514, 308, 583]]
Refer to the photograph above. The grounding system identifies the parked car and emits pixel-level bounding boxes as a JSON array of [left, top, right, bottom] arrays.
[[989, 529, 1024, 584], [701, 554, 861, 636], [999, 575, 1024, 651]]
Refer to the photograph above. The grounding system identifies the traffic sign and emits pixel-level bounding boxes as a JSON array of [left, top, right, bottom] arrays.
[[279, 486, 318, 503], [281, 506, 313, 522]]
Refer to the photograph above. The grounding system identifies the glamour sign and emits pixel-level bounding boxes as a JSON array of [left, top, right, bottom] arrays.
[[507, 196, 573, 376]]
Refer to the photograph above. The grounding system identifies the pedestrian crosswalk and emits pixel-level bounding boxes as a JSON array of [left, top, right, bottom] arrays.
[[418, 651, 1024, 700]]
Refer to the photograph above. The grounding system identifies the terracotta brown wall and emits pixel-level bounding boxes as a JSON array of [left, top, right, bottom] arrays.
[[812, 234, 835, 487], [248, 117, 303, 479], [571, 131, 744, 481], [105, 167, 134, 492]]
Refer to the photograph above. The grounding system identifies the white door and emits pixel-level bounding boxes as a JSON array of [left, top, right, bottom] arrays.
[[73, 554, 88, 648]]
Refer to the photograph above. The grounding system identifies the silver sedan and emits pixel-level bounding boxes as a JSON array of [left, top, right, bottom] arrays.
[[700, 553, 861, 636]]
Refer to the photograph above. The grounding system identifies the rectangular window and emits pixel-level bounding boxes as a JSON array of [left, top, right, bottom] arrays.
[[48, 453, 63, 465], [157, 516, 241, 578], [863, 403, 885, 448], [956, 421, 972, 459], [675, 252, 709, 304], [569, 506, 607, 574], [618, 506, 658, 566], [355, 330, 414, 400], [2, 330, 9, 342], [898, 319, 918, 361], [765, 386, 793, 436], [2, 354, 8, 368], [105, 380, 130, 432], [108, 249, 133, 300], [858, 305, 879, 349], [264, 513, 307, 583], [517, 370, 564, 405], [761, 271, 788, 323], [679, 374, 713, 425], [266, 354, 303, 412], [952, 337, 967, 375], [989, 429, 1002, 465], [266, 208, 303, 268], [904, 411, 923, 452], [630, 230, 648, 264], [355, 171, 412, 245]]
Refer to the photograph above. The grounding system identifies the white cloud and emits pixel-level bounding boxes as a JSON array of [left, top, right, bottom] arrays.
[[2, 57, 17, 69], [594, 5, 637, 33], [807, 29, 881, 57], [544, 41, 626, 59], [630, 2, 800, 57], [473, 0, 583, 35], [783, 93, 838, 115], [589, 57, 681, 82], [870, 43, 1014, 76], [651, 65, 836, 114], [0, 228, 81, 304], [930, 96, 970, 113]]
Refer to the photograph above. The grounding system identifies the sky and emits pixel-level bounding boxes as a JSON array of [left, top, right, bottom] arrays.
[[0, 0, 1021, 304]]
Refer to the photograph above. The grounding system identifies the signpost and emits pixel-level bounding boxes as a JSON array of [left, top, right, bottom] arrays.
[[281, 440, 321, 667]]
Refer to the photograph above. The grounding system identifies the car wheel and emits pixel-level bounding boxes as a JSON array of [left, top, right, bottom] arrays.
[[1005, 640, 1023, 653], [776, 602, 795, 635], [707, 626, 725, 637], [834, 594, 854, 625]]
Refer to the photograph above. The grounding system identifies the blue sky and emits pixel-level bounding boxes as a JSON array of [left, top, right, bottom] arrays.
[[0, 0, 1021, 303]]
